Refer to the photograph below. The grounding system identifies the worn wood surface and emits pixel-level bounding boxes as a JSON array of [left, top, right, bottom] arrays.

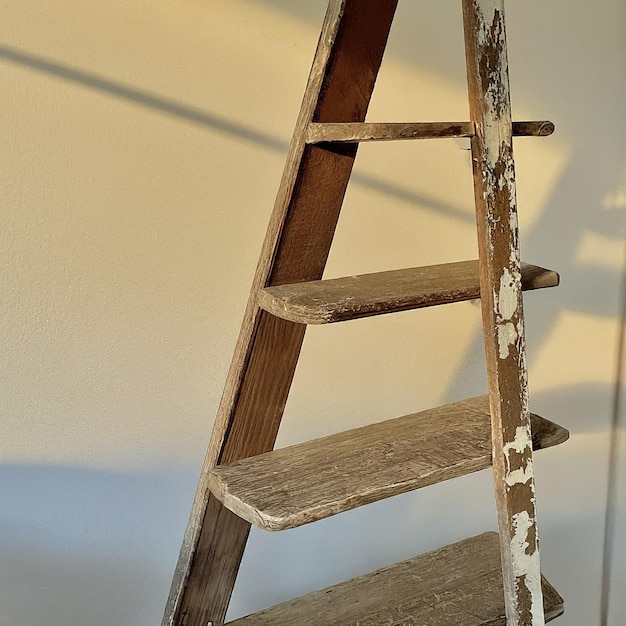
[[512, 120, 555, 137], [463, 1, 546, 624], [258, 261, 558, 324], [162, 2, 398, 625], [226, 532, 564, 626], [306, 120, 554, 143], [208, 396, 568, 531]]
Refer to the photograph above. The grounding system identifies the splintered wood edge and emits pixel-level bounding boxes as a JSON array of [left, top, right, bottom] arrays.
[[207, 404, 569, 532], [258, 262, 559, 325]]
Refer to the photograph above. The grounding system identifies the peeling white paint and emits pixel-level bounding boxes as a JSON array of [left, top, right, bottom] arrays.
[[505, 163, 517, 208], [498, 268, 517, 319], [511, 510, 545, 625], [476, 3, 509, 114], [505, 464, 534, 488], [509, 208, 519, 237], [502, 425, 534, 485], [516, 317, 526, 352], [495, 267, 523, 359], [483, 124, 504, 168], [473, 2, 523, 367], [495, 267, 521, 359], [468, 1, 546, 623], [497, 321, 517, 359], [505, 425, 532, 455]]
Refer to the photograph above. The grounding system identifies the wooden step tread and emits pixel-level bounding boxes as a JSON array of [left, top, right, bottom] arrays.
[[226, 531, 564, 625], [258, 260, 559, 324], [207, 396, 568, 531]]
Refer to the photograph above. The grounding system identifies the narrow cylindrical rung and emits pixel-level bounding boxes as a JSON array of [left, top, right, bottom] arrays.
[[306, 120, 554, 143], [513, 120, 555, 136]]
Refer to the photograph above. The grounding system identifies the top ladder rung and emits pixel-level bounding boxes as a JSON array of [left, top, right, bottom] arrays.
[[306, 120, 554, 143]]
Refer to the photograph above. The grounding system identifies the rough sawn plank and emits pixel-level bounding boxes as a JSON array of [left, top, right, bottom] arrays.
[[207, 396, 568, 531], [226, 532, 564, 625], [258, 260, 559, 324]]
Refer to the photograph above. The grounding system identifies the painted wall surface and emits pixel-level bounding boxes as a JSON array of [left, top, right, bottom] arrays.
[[1, 1, 624, 624]]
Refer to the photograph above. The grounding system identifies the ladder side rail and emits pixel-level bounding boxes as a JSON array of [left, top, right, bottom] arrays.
[[462, 1, 545, 625], [162, 2, 398, 625]]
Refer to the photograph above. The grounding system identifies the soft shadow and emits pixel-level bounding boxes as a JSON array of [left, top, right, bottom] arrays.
[[0, 464, 196, 626], [0, 44, 286, 152], [0, 44, 470, 222]]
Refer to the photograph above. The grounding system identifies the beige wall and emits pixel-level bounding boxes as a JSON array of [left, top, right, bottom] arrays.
[[1, 1, 624, 624]]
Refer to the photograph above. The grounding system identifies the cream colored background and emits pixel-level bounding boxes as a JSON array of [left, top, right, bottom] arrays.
[[1, 1, 624, 624]]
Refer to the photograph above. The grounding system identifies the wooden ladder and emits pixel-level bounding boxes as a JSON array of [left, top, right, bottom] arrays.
[[163, 1, 568, 625]]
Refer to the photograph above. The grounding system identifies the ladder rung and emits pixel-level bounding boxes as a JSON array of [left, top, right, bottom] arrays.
[[258, 260, 559, 325], [207, 396, 568, 531], [225, 532, 564, 625], [306, 120, 554, 143]]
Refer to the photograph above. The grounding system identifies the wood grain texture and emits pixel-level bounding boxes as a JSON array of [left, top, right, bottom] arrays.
[[306, 120, 554, 143], [462, 1, 546, 624], [258, 261, 558, 324], [512, 120, 555, 137], [208, 396, 568, 531], [226, 532, 564, 626], [163, 2, 398, 625]]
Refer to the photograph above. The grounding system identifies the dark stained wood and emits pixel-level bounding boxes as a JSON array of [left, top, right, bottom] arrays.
[[306, 120, 554, 143], [226, 532, 564, 626], [208, 396, 568, 531], [462, 1, 546, 624], [163, 2, 398, 625], [258, 261, 559, 324], [513, 120, 555, 137]]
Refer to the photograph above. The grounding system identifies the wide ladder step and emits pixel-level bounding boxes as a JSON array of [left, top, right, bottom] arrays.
[[207, 396, 568, 531], [258, 260, 559, 325], [226, 531, 564, 625], [306, 120, 554, 143]]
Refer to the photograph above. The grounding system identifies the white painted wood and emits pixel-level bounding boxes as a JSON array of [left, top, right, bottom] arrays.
[[462, 0, 547, 624]]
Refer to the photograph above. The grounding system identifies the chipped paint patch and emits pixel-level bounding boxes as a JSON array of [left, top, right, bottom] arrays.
[[503, 425, 534, 486], [495, 267, 521, 359], [474, 0, 511, 122], [498, 267, 518, 319], [497, 321, 517, 359], [511, 510, 545, 624], [505, 464, 533, 488]]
